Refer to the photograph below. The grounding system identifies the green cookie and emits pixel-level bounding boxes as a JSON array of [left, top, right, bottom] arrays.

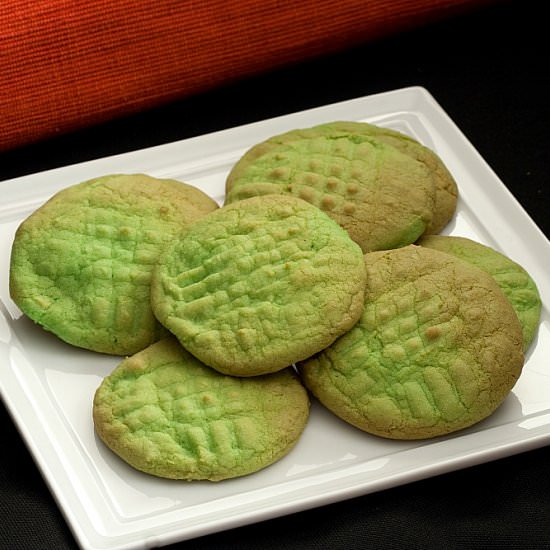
[[299, 245, 524, 440], [418, 235, 542, 351], [10, 174, 218, 355], [151, 194, 367, 376], [93, 337, 310, 481], [312, 121, 458, 234], [225, 123, 437, 252]]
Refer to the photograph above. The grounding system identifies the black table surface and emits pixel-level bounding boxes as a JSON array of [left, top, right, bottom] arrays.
[[1, 1, 549, 548]]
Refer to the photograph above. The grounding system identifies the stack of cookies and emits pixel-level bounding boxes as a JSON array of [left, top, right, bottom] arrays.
[[9, 122, 542, 482]]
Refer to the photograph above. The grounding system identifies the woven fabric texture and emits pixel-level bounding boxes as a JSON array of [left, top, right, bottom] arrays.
[[1, 0, 490, 151]]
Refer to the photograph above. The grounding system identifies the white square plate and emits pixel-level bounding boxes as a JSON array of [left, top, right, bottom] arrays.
[[1, 86, 549, 550]]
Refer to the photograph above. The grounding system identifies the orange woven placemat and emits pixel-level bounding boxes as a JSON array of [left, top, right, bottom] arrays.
[[1, 0, 491, 151]]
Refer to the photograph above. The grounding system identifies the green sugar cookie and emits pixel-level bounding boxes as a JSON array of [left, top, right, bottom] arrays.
[[224, 123, 436, 252], [299, 245, 524, 440], [418, 235, 542, 351], [93, 337, 310, 481], [310, 121, 458, 234], [151, 194, 367, 376], [10, 173, 218, 355]]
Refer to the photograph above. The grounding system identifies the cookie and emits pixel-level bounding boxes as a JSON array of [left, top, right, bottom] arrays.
[[151, 194, 366, 376], [224, 123, 437, 252], [93, 337, 310, 481], [418, 235, 541, 351], [312, 121, 458, 233], [298, 245, 524, 440], [10, 173, 218, 355]]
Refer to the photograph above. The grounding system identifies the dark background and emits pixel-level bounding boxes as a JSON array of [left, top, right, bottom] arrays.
[[1, 1, 549, 548]]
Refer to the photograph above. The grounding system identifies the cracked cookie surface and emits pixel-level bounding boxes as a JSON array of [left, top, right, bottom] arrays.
[[9, 173, 218, 355], [93, 337, 310, 481], [151, 194, 366, 376], [298, 245, 524, 440]]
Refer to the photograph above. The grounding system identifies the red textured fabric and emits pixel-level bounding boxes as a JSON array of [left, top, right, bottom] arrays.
[[1, 0, 492, 151]]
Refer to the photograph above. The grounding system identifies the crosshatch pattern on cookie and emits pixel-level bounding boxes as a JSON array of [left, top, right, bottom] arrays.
[[225, 131, 436, 252], [298, 245, 524, 440], [9, 174, 218, 355], [152, 195, 366, 376], [93, 338, 310, 481], [306, 121, 458, 234]]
